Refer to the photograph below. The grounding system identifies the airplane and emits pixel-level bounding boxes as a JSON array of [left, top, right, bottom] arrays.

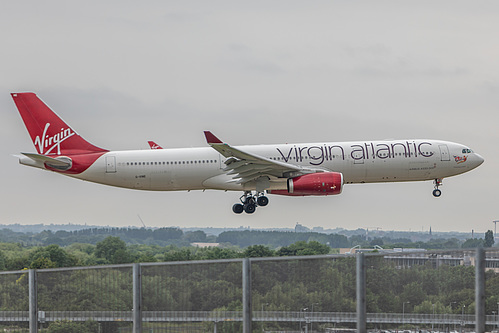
[[11, 92, 484, 214]]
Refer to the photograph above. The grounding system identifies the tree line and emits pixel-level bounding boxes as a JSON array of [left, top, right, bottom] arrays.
[[0, 237, 333, 270], [0, 228, 495, 271], [0, 227, 494, 250]]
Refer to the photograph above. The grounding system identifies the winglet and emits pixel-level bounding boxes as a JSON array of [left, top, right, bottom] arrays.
[[204, 131, 223, 144], [147, 141, 163, 149]]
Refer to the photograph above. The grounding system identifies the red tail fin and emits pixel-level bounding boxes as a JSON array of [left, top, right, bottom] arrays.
[[11, 93, 107, 155]]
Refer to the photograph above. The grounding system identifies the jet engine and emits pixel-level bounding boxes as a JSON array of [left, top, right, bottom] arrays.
[[269, 172, 343, 196]]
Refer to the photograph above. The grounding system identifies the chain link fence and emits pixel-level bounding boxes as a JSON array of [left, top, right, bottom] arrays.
[[0, 248, 498, 332]]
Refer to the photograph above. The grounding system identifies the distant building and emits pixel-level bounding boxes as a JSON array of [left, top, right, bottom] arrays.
[[295, 223, 310, 233], [191, 243, 220, 248], [340, 247, 499, 272]]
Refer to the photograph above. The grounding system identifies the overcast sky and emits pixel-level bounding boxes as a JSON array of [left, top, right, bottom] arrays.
[[1, 1, 498, 234]]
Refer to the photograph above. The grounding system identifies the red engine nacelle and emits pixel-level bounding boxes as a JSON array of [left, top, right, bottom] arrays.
[[269, 172, 343, 196]]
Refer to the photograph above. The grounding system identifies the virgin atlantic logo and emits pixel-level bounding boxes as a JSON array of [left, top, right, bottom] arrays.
[[34, 123, 75, 155], [454, 155, 467, 164]]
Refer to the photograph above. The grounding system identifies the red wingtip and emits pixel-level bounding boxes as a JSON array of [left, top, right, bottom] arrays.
[[148, 141, 163, 149], [204, 131, 223, 144]]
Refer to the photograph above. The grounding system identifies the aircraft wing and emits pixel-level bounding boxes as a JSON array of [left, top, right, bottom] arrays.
[[204, 131, 324, 185]]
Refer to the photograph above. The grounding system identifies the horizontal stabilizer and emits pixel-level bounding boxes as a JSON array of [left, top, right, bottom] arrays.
[[22, 153, 71, 167]]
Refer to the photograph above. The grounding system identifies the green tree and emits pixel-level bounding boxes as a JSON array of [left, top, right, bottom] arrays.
[[276, 241, 330, 256], [0, 249, 6, 270], [162, 247, 194, 261], [184, 230, 207, 243], [152, 227, 183, 241], [484, 230, 494, 247], [462, 238, 484, 248], [243, 245, 274, 258], [111, 248, 132, 264], [195, 247, 240, 260], [30, 257, 57, 269], [30, 244, 78, 268], [95, 236, 131, 264]]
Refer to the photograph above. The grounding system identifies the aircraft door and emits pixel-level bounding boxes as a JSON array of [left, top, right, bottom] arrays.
[[439, 145, 450, 161], [106, 156, 116, 173], [219, 155, 225, 169]]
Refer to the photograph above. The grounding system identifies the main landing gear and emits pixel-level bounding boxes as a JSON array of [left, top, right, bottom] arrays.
[[432, 178, 443, 197], [232, 191, 269, 214]]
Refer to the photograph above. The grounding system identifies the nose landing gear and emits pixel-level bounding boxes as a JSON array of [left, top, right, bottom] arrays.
[[432, 178, 443, 197], [232, 191, 269, 214]]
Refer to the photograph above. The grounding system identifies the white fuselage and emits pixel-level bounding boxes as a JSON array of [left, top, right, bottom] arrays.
[[71, 139, 483, 192]]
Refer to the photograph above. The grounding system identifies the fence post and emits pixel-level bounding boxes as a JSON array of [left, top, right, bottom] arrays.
[[133, 263, 142, 333], [29, 269, 37, 333], [475, 247, 485, 333], [242, 258, 252, 333], [356, 253, 366, 333]]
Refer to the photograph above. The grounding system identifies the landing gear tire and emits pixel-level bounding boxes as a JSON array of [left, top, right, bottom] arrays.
[[257, 196, 269, 207], [433, 178, 443, 198], [244, 203, 256, 214], [232, 191, 269, 214], [244, 196, 256, 206], [232, 203, 244, 214]]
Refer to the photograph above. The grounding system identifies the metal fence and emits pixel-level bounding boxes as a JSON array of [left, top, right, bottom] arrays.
[[0, 248, 497, 333]]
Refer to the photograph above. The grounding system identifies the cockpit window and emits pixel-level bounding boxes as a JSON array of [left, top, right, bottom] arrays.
[[462, 149, 473, 153]]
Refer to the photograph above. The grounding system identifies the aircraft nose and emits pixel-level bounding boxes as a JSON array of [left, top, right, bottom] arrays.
[[474, 153, 484, 167]]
